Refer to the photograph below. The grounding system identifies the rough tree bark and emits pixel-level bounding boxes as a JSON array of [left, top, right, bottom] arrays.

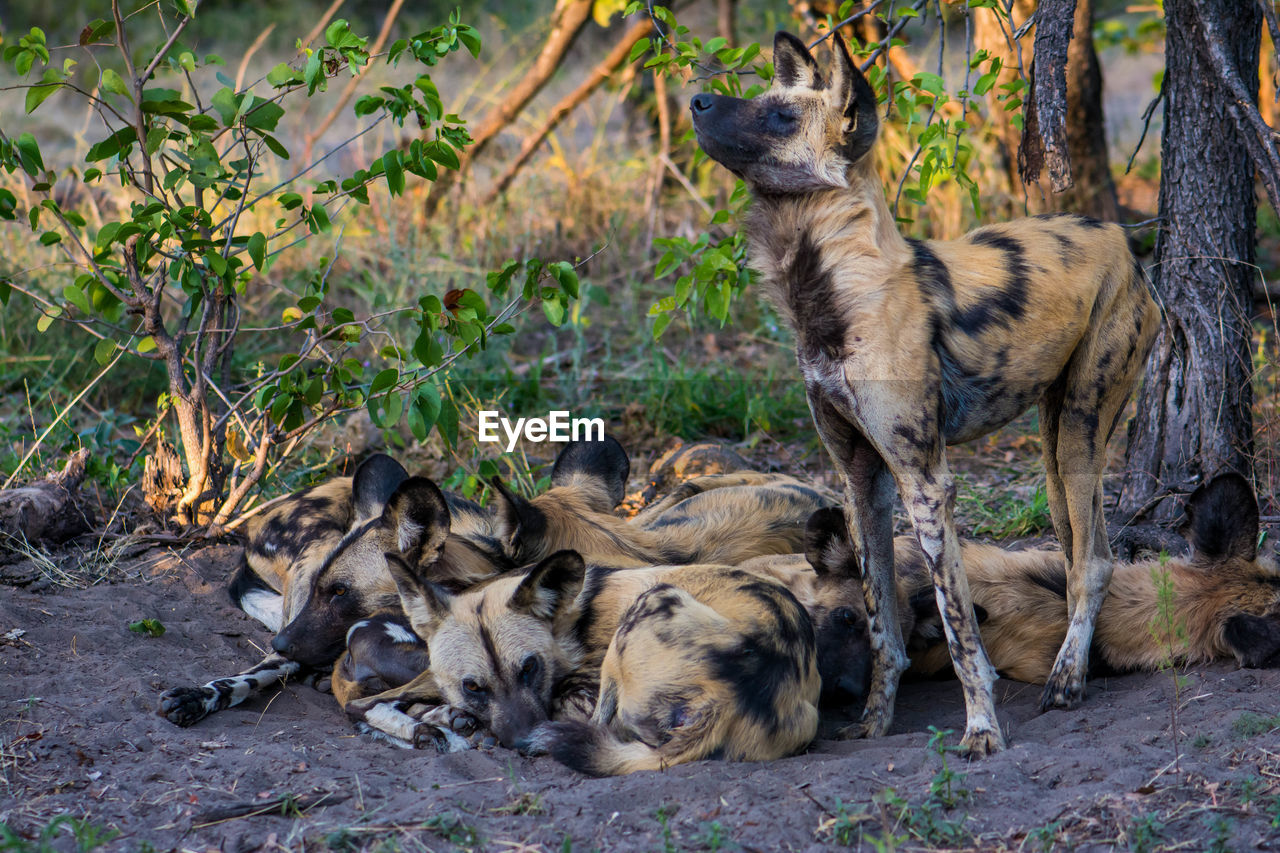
[[1117, 0, 1261, 522]]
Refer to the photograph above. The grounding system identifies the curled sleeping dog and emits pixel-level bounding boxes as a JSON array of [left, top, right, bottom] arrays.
[[344, 506, 876, 762], [906, 473, 1280, 682]]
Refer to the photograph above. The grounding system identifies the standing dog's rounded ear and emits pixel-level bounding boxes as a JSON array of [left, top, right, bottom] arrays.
[[1183, 472, 1259, 563], [805, 507, 857, 578], [550, 433, 630, 511], [352, 453, 410, 521], [509, 550, 587, 618], [773, 31, 821, 89], [492, 477, 547, 562], [381, 477, 452, 567], [829, 32, 880, 162]]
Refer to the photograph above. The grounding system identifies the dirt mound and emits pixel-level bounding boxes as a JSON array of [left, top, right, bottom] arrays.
[[2, 544, 1279, 851]]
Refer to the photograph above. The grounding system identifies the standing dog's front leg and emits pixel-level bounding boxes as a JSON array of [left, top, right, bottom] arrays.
[[809, 391, 905, 739], [896, 464, 1005, 756]]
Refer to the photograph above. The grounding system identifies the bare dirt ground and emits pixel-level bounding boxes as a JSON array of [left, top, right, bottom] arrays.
[[3, 535, 1280, 853]]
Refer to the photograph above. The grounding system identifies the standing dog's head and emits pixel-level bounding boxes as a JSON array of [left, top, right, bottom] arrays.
[[689, 31, 879, 194]]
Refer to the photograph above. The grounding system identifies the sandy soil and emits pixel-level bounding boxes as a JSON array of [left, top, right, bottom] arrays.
[[2, 542, 1279, 853]]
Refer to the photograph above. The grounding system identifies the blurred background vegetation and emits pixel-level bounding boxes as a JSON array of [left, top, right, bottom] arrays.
[[0, 0, 1274, 539]]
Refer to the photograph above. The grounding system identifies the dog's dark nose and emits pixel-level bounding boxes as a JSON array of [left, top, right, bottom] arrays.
[[690, 94, 714, 114], [270, 634, 293, 656]]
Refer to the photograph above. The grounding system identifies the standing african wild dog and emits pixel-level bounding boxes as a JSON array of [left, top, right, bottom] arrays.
[[689, 32, 1160, 754]]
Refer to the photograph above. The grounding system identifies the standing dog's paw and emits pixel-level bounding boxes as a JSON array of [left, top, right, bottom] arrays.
[[157, 687, 215, 727], [1039, 666, 1086, 711], [959, 725, 1006, 758]]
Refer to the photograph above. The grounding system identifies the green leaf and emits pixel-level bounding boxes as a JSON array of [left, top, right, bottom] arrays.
[[551, 261, 579, 298], [457, 26, 482, 58], [260, 134, 290, 160], [325, 19, 350, 46], [15, 133, 44, 176], [306, 203, 331, 234], [26, 68, 63, 113], [247, 231, 266, 270], [412, 384, 442, 440], [211, 86, 240, 125], [267, 63, 302, 87], [62, 283, 90, 313], [93, 337, 116, 364], [128, 618, 165, 637], [437, 394, 459, 449], [245, 100, 284, 131], [652, 312, 673, 340], [383, 150, 404, 196], [0, 189, 15, 220], [370, 367, 398, 394], [542, 296, 565, 327], [145, 127, 168, 156], [85, 126, 136, 162], [426, 141, 460, 171], [137, 335, 156, 353], [79, 19, 114, 45], [278, 192, 304, 210], [38, 231, 61, 246], [101, 68, 129, 97]]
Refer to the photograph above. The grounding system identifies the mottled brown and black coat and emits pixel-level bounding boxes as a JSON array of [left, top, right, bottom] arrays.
[[690, 31, 1160, 754]]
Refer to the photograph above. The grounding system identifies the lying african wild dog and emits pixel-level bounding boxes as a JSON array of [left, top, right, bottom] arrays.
[[157, 453, 423, 726], [492, 440, 835, 568], [527, 565, 821, 776], [906, 474, 1280, 681], [157, 452, 504, 727], [362, 503, 872, 755], [689, 31, 1160, 754], [158, 435, 624, 728], [315, 436, 832, 707]]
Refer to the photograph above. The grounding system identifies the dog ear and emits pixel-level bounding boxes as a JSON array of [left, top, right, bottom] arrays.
[[381, 477, 451, 567], [828, 32, 879, 163], [1222, 613, 1280, 668], [805, 507, 856, 578], [352, 453, 410, 522], [509, 550, 586, 618], [387, 561, 456, 638], [773, 31, 821, 89], [550, 434, 630, 511], [1183, 472, 1259, 563], [492, 477, 547, 562]]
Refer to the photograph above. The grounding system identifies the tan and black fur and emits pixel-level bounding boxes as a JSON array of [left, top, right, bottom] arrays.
[[907, 474, 1280, 682], [690, 31, 1160, 754], [528, 566, 821, 776], [494, 438, 835, 568], [342, 503, 875, 753], [158, 453, 429, 727]]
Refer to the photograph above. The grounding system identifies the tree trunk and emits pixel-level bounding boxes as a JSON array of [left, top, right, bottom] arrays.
[[1118, 0, 1260, 522]]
